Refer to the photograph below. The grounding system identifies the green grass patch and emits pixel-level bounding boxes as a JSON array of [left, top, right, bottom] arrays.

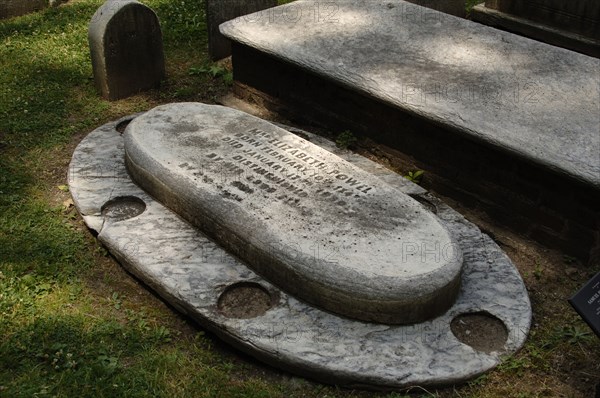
[[465, 0, 485, 15], [0, 1, 286, 396]]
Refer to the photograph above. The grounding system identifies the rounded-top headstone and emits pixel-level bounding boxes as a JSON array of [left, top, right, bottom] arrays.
[[88, 0, 165, 100], [124, 103, 464, 324]]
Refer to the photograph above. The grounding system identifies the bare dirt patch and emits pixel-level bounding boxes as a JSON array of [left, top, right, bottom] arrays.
[[218, 282, 276, 319], [451, 312, 508, 354]]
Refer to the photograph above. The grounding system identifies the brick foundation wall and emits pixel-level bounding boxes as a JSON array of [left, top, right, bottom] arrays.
[[231, 43, 600, 265]]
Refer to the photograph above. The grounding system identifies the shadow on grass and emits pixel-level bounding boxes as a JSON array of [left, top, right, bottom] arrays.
[[0, 308, 297, 397], [0, 313, 203, 397], [0, 0, 105, 149], [0, 2, 294, 396], [0, 0, 222, 284]]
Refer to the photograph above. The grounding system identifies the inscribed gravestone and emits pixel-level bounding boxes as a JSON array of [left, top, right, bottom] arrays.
[[124, 103, 464, 324]]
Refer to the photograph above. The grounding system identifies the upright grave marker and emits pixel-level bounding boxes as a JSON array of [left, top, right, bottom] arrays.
[[206, 0, 277, 60], [88, 0, 165, 100]]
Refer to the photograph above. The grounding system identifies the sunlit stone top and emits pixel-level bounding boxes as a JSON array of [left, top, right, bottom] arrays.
[[221, 0, 600, 189], [124, 103, 463, 323]]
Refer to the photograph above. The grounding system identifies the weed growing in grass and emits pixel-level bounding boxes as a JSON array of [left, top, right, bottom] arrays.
[[465, 0, 485, 15], [559, 325, 593, 345], [189, 64, 233, 85], [497, 354, 532, 377], [335, 130, 358, 149], [405, 170, 425, 184], [533, 261, 544, 280]]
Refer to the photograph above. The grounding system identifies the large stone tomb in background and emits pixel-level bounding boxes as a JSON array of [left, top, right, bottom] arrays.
[[220, 0, 600, 263], [472, 0, 600, 56], [69, 103, 532, 388], [124, 103, 463, 324]]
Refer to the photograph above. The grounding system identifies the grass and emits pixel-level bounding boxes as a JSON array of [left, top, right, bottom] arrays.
[[0, 1, 598, 397], [465, 0, 485, 15]]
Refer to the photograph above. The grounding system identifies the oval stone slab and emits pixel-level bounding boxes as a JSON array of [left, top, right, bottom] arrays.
[[124, 103, 463, 324]]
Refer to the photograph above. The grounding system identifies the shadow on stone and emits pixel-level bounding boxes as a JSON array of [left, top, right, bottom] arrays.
[[116, 118, 133, 134], [409, 193, 438, 214]]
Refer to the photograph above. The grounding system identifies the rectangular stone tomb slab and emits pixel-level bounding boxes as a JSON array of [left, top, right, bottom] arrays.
[[220, 0, 600, 190], [123, 103, 463, 324]]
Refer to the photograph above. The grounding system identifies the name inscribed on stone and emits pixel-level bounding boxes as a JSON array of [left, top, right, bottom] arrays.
[[178, 127, 374, 213]]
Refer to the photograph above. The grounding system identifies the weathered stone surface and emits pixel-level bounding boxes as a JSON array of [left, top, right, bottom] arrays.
[[88, 0, 165, 100], [404, 0, 465, 17], [124, 103, 463, 324], [0, 0, 47, 20], [69, 112, 531, 388], [207, 0, 277, 60], [220, 0, 600, 189]]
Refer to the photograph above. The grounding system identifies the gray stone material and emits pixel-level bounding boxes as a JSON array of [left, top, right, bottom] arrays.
[[123, 103, 463, 324], [220, 0, 600, 190], [0, 0, 45, 19], [88, 0, 165, 100], [69, 110, 531, 388], [207, 0, 277, 60]]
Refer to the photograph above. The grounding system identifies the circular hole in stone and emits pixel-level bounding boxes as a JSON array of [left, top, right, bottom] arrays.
[[101, 196, 146, 221], [409, 194, 437, 214], [451, 312, 508, 354], [218, 282, 276, 319], [116, 118, 133, 134]]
